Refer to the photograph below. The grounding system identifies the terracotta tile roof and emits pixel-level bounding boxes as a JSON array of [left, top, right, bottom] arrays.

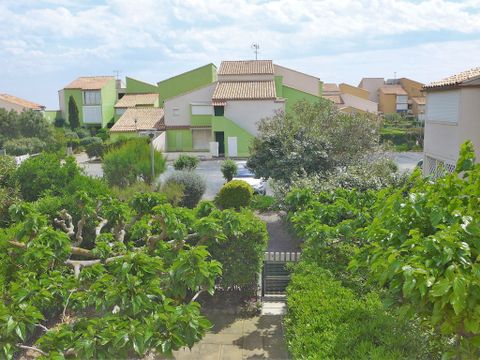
[[0, 93, 45, 110], [322, 95, 343, 105], [110, 108, 165, 132], [218, 60, 274, 75], [64, 76, 114, 90], [412, 96, 426, 105], [322, 83, 340, 93], [212, 81, 276, 100], [379, 85, 408, 95], [114, 93, 158, 108], [425, 67, 480, 89]]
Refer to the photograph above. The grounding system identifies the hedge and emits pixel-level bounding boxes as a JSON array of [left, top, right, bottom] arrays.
[[285, 264, 431, 359]]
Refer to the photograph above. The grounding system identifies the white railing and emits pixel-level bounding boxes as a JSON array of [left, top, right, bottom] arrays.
[[264, 251, 301, 262]]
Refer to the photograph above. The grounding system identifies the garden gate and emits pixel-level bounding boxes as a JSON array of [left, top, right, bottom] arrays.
[[262, 251, 301, 297]]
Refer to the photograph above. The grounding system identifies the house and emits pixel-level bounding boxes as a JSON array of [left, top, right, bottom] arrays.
[[114, 93, 159, 121], [162, 60, 323, 157], [110, 108, 166, 151], [59, 76, 119, 128], [0, 93, 45, 113], [322, 83, 378, 114], [378, 84, 409, 114], [423, 66, 480, 177], [359, 77, 426, 119]]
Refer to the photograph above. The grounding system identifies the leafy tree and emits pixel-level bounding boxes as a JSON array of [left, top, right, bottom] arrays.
[[358, 141, 480, 358], [220, 159, 237, 182], [68, 96, 80, 130], [102, 138, 166, 187], [247, 99, 380, 184], [0, 191, 231, 358], [3, 137, 46, 155]]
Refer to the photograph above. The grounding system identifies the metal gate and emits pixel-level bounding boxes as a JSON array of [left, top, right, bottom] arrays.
[[262, 251, 300, 297]]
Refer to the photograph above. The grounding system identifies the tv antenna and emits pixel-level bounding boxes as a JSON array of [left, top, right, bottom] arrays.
[[251, 43, 260, 60], [113, 70, 121, 79]]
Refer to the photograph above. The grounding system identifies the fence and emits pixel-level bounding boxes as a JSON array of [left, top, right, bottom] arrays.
[[262, 251, 301, 297]]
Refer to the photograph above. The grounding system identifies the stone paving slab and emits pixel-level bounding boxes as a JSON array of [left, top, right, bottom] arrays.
[[165, 313, 289, 359]]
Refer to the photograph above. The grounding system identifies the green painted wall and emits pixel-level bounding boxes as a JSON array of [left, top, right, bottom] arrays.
[[44, 110, 62, 123], [101, 79, 117, 128], [63, 89, 83, 127], [126, 77, 159, 94], [212, 116, 254, 157], [190, 115, 212, 127], [274, 76, 284, 98], [166, 129, 193, 152], [283, 85, 320, 114], [157, 64, 217, 104]]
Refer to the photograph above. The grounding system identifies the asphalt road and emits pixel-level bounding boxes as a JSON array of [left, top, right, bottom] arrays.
[[76, 152, 424, 199]]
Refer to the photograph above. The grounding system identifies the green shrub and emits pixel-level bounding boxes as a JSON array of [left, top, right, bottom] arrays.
[[250, 195, 277, 212], [0, 156, 17, 189], [173, 155, 200, 171], [102, 138, 166, 187], [195, 200, 217, 218], [220, 159, 237, 182], [206, 209, 268, 293], [75, 127, 91, 139], [54, 117, 67, 128], [85, 141, 104, 159], [159, 181, 184, 206], [163, 171, 205, 208], [4, 137, 46, 155], [215, 180, 253, 210], [15, 153, 81, 201], [285, 264, 431, 359], [111, 181, 154, 202], [79, 136, 102, 147], [96, 128, 109, 141]]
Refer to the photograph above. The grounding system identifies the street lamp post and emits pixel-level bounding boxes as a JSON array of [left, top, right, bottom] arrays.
[[149, 133, 155, 182]]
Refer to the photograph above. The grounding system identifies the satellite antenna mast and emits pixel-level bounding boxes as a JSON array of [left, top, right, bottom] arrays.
[[251, 43, 260, 60]]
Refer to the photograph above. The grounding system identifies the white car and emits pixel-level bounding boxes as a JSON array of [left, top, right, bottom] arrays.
[[233, 165, 267, 195]]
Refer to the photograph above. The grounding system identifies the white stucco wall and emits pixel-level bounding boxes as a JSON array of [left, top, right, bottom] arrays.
[[217, 74, 274, 82], [358, 78, 384, 102], [153, 131, 166, 152], [340, 93, 378, 113], [274, 64, 319, 96], [164, 83, 216, 126], [424, 87, 480, 164], [224, 100, 285, 136], [59, 90, 66, 119]]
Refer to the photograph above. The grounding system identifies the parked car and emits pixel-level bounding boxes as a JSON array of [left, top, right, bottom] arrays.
[[233, 164, 267, 195]]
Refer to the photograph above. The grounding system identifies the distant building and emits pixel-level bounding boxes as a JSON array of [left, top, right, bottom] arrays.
[[59, 76, 120, 128], [359, 77, 426, 119], [423, 67, 480, 177], [0, 93, 45, 113], [322, 83, 378, 114]]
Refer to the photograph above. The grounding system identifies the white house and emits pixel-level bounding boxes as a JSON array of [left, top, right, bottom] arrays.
[[423, 67, 480, 177]]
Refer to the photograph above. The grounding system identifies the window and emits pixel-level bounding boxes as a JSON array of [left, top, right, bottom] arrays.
[[83, 106, 102, 124], [191, 104, 213, 115], [83, 91, 101, 105], [115, 108, 126, 116], [173, 107, 180, 117], [214, 106, 224, 116]]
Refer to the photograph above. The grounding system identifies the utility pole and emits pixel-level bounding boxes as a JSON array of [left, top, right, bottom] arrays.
[[251, 43, 260, 60], [149, 133, 155, 182]]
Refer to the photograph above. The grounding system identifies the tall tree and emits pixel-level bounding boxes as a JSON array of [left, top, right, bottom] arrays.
[[68, 95, 80, 130], [247, 99, 380, 184]]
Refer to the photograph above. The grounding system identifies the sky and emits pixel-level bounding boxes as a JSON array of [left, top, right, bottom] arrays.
[[1, 0, 480, 109]]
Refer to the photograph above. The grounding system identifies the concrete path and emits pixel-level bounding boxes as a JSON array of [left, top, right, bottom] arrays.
[[258, 212, 301, 253], [168, 311, 289, 359]]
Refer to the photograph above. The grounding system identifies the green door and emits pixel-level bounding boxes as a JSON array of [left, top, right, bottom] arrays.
[[214, 131, 225, 156], [175, 132, 183, 151]]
